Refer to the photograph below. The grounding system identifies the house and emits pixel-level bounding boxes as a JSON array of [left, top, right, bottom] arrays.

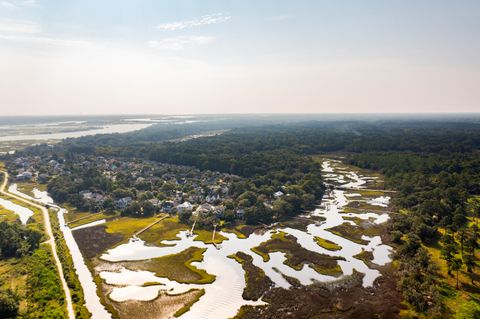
[[235, 208, 245, 218], [16, 171, 33, 181], [195, 203, 215, 215], [213, 205, 225, 217], [177, 201, 193, 214], [161, 200, 175, 213], [115, 197, 133, 210], [205, 194, 220, 203], [148, 198, 161, 207], [274, 191, 285, 198]]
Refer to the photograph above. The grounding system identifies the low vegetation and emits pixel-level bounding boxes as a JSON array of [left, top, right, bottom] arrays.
[[138, 216, 189, 246], [124, 247, 215, 284], [326, 222, 380, 245], [173, 289, 205, 318], [314, 237, 342, 251], [26, 246, 67, 318], [252, 232, 344, 277], [229, 252, 273, 301]]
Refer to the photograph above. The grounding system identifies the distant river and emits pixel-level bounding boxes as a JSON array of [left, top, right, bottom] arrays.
[[0, 123, 152, 142]]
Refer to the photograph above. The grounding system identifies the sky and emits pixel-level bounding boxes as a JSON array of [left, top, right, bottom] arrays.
[[0, 0, 480, 115]]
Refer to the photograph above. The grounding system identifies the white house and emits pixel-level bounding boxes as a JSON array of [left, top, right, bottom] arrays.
[[177, 201, 193, 214], [274, 191, 284, 198]]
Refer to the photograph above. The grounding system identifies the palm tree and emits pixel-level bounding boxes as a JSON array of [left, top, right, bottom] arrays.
[[458, 229, 468, 257]]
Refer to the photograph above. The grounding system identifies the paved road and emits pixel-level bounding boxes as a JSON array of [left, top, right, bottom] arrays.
[[0, 171, 75, 319]]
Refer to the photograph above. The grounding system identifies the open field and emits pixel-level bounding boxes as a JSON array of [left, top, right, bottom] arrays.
[[139, 216, 189, 245]]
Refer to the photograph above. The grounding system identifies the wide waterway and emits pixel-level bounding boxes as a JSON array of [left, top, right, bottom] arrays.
[[0, 123, 152, 142]]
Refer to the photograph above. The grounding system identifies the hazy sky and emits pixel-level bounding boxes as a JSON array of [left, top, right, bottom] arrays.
[[1, 0, 479, 115]]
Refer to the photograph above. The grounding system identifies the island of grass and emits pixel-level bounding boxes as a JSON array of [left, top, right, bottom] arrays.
[[251, 232, 344, 277], [173, 289, 205, 317], [223, 224, 259, 239], [353, 249, 374, 266], [326, 222, 381, 245], [314, 237, 342, 251], [192, 229, 228, 245], [124, 247, 215, 284], [229, 252, 273, 300]]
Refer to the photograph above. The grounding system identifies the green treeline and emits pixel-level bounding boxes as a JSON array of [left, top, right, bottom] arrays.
[[0, 224, 69, 318], [0, 222, 41, 259]]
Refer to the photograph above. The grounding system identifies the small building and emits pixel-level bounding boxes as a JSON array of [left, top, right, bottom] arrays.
[[195, 203, 215, 215], [148, 198, 161, 207], [177, 201, 193, 214], [161, 200, 175, 213], [115, 197, 133, 210], [274, 191, 285, 198], [16, 171, 33, 181], [235, 208, 245, 218]]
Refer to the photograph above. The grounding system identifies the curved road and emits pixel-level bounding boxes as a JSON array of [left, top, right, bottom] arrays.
[[0, 171, 75, 319]]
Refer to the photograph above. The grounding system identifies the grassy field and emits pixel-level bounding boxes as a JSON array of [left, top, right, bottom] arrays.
[[139, 216, 189, 245], [105, 216, 160, 239], [0, 205, 18, 223]]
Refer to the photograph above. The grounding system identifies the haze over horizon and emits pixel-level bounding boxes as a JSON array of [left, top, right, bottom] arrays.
[[1, 0, 480, 115]]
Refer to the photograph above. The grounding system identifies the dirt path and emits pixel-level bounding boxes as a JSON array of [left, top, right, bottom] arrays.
[[134, 214, 168, 237], [0, 171, 75, 319]]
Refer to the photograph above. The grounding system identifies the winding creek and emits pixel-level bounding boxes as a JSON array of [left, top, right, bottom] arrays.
[[0, 160, 394, 319]]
